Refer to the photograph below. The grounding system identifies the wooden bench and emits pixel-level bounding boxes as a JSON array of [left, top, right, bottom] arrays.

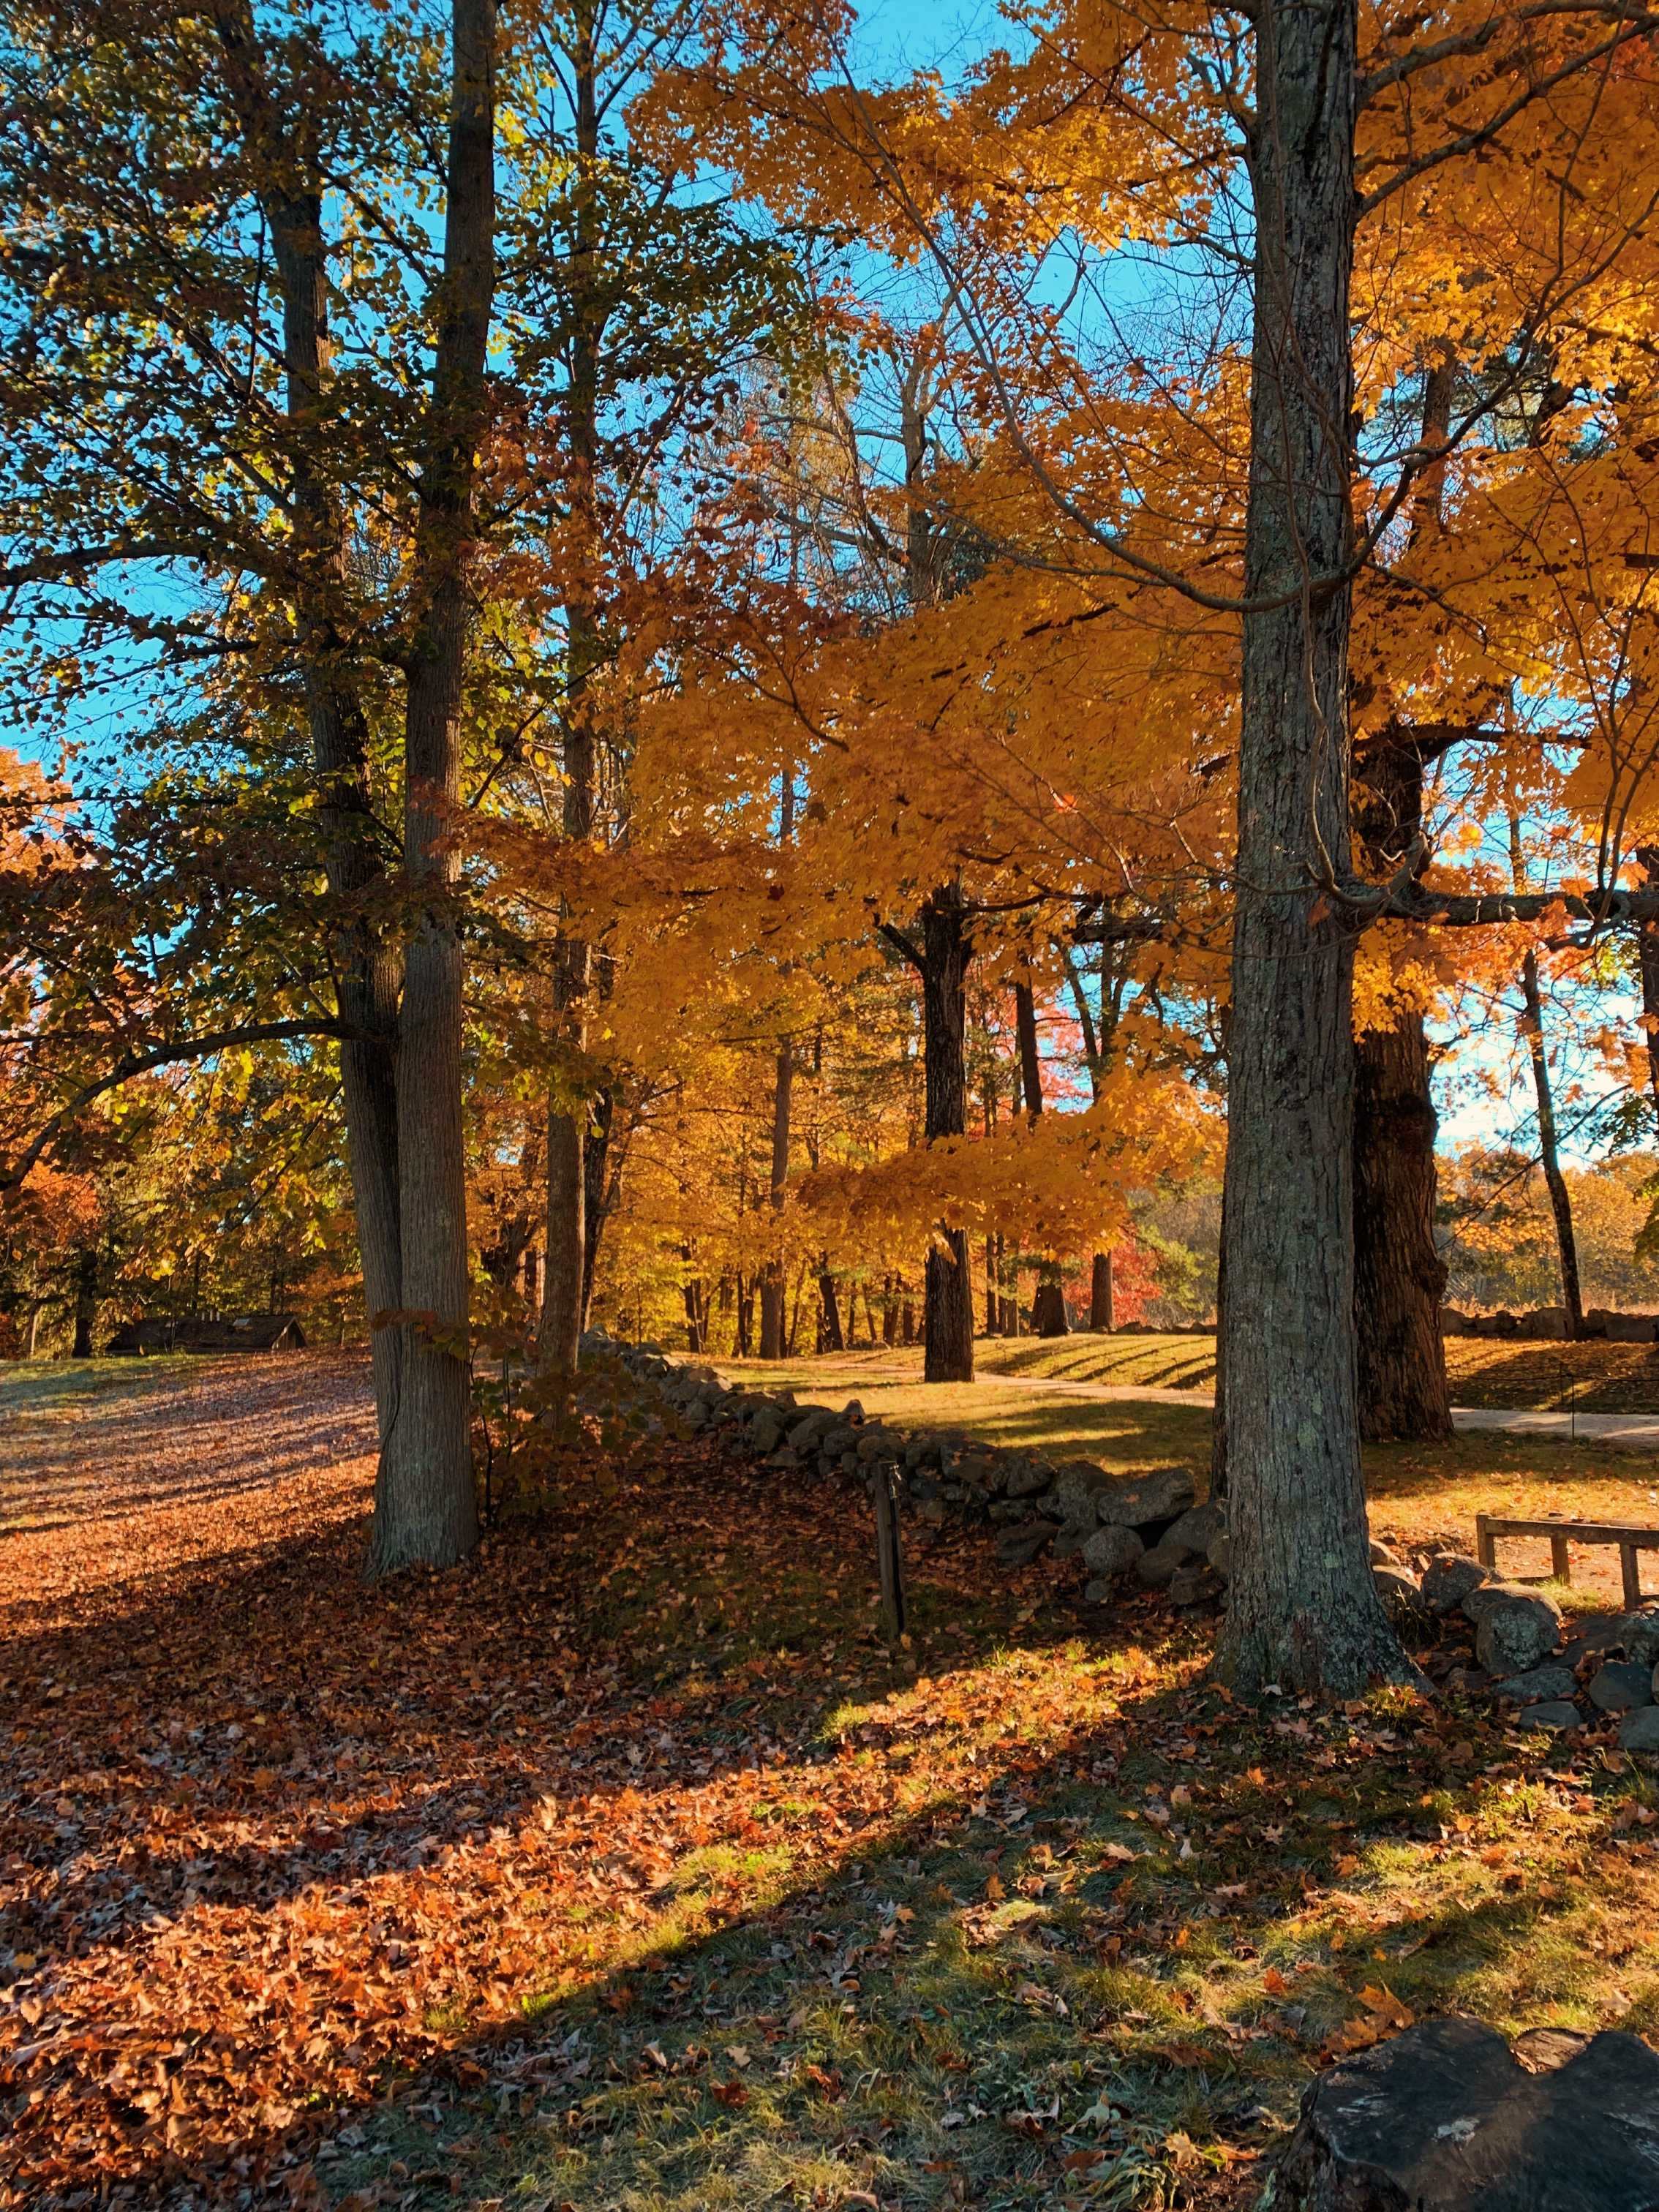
[[1475, 1512, 1659, 1609]]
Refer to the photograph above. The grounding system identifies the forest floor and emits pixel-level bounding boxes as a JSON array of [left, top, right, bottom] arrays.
[[5, 1354, 1659, 2212], [728, 1331, 1659, 1414]]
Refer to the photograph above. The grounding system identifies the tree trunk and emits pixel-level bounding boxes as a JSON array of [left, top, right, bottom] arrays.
[[369, 0, 495, 1576], [1215, 0, 1410, 1693], [580, 1085, 612, 1326], [1090, 1251, 1115, 1331], [759, 1042, 794, 1358], [1015, 978, 1067, 1335], [23, 1302, 42, 1359], [72, 1249, 96, 1359], [1353, 732, 1452, 1441], [1636, 846, 1659, 1127], [921, 886, 974, 1382], [1521, 948, 1585, 1336], [818, 1261, 846, 1353], [540, 9, 606, 1388], [213, 3, 407, 1456]]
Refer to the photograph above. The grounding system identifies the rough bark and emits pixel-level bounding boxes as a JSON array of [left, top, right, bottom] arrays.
[[1353, 732, 1452, 1441], [1215, 0, 1410, 1693], [1089, 1251, 1115, 1331], [71, 1249, 96, 1359], [369, 0, 494, 1575], [920, 887, 974, 1381], [759, 1041, 794, 1358], [1015, 979, 1068, 1336], [580, 1085, 612, 1326], [1638, 847, 1659, 1126], [1521, 947, 1584, 1336], [817, 1262, 846, 1353], [213, 1, 405, 1448]]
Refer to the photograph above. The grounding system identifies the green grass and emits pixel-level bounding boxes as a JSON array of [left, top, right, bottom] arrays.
[[0, 1352, 197, 1415], [719, 1331, 1659, 1414]]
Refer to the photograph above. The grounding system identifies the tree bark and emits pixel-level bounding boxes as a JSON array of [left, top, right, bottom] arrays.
[[760, 1042, 794, 1358], [539, 4, 606, 1389], [1636, 846, 1659, 1127], [1090, 1251, 1115, 1331], [369, 0, 494, 1576], [1216, 0, 1410, 1693], [71, 1249, 96, 1359], [1353, 733, 1452, 1441], [1521, 947, 1584, 1336], [921, 887, 974, 1381], [817, 1261, 846, 1353], [213, 0, 406, 1457], [1015, 978, 1068, 1336], [581, 1085, 612, 1326]]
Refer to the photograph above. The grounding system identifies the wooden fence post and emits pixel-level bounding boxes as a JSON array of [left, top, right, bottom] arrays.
[[874, 1462, 906, 1644]]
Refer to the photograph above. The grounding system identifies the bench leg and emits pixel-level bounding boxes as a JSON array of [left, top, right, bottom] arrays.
[[1550, 1534, 1570, 1584], [1476, 1516, 1497, 1571], [1622, 1544, 1643, 1611]]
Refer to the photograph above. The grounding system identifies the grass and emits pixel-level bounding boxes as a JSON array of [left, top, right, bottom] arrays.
[[716, 1331, 1659, 1414], [11, 1352, 1659, 2212]]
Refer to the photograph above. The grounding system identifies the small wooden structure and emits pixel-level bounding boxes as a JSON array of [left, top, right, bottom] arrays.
[[1475, 1511, 1659, 1609], [108, 1313, 306, 1356]]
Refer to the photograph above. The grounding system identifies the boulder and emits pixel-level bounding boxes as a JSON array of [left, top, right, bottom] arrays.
[[1206, 1531, 1232, 1579], [1559, 1611, 1632, 1669], [1369, 1538, 1402, 1567], [1473, 1587, 1563, 1677], [1169, 1562, 1224, 1608], [1606, 1313, 1658, 1344], [1269, 2014, 1659, 2211], [1164, 1500, 1226, 1556], [748, 1407, 787, 1453], [1618, 1706, 1659, 1753], [786, 1409, 835, 1453], [1421, 1551, 1491, 1615], [1439, 1308, 1472, 1336], [995, 1524, 1053, 1569], [1493, 1665, 1579, 1704], [1581, 1309, 1614, 1339], [1135, 1540, 1189, 1589], [1517, 1700, 1582, 1734], [1049, 1462, 1116, 1529], [1095, 1464, 1197, 1531], [1587, 1660, 1652, 1714], [1003, 1455, 1055, 1500], [1374, 1564, 1432, 1635], [1080, 1524, 1146, 1580], [1527, 1306, 1570, 1339], [1616, 1610, 1659, 1669]]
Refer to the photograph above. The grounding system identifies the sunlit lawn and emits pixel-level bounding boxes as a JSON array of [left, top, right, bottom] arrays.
[[10, 1353, 1659, 2212]]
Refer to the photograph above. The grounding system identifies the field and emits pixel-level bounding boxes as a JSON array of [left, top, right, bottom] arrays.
[[4, 1353, 1659, 2211]]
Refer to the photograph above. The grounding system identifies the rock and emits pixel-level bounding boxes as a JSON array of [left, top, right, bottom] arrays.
[[1080, 1524, 1145, 1579], [1527, 1306, 1570, 1339], [786, 1410, 835, 1452], [1421, 1551, 1491, 1615], [1136, 1540, 1189, 1588], [1374, 1564, 1432, 1635], [1206, 1530, 1232, 1579], [995, 1524, 1053, 1569], [1615, 1609, 1659, 1668], [1587, 1660, 1652, 1713], [1559, 1611, 1632, 1669], [1493, 1665, 1579, 1704], [1517, 1699, 1582, 1734], [1049, 1462, 1116, 1528], [1467, 1585, 1562, 1675], [1445, 1666, 1491, 1696], [841, 1399, 865, 1421], [1003, 1455, 1054, 1500], [1169, 1562, 1223, 1608], [680, 1401, 709, 1432], [1617, 1706, 1659, 1753], [1269, 2014, 1659, 2211], [1164, 1500, 1225, 1555], [748, 1409, 786, 1453], [1606, 1312, 1658, 1343], [1369, 1538, 1402, 1567], [1095, 1465, 1197, 1530]]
